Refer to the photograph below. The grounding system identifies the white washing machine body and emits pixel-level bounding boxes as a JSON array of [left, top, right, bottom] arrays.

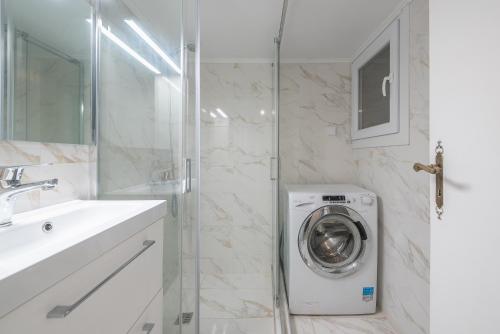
[[282, 184, 377, 315]]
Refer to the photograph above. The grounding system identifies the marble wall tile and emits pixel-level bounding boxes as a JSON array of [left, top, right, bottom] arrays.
[[352, 1, 430, 333], [0, 140, 93, 213], [279, 63, 356, 185], [200, 62, 274, 330], [98, 44, 182, 194], [279, 2, 429, 334]]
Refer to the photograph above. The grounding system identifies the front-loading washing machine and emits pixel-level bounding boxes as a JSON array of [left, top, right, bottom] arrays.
[[282, 184, 377, 315]]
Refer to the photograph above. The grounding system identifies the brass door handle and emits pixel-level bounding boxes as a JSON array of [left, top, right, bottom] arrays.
[[414, 141, 444, 219], [413, 163, 442, 174]]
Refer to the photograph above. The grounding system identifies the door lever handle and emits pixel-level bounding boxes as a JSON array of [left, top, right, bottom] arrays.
[[413, 141, 444, 219], [413, 163, 442, 175]]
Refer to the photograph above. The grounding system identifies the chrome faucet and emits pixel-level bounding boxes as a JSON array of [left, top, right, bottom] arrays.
[[0, 165, 58, 227]]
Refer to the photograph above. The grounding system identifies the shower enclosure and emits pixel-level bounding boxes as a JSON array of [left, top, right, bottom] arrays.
[[95, 0, 287, 333], [95, 0, 199, 333]]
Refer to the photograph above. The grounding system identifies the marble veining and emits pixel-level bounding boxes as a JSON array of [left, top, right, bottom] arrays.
[[279, 63, 356, 185], [353, 1, 430, 333], [98, 42, 182, 196], [0, 140, 93, 213], [278, 2, 429, 334], [200, 63, 274, 332], [292, 313, 398, 334]]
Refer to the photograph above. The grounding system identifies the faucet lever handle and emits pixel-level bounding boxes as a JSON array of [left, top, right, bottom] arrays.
[[0, 163, 53, 184], [0, 166, 25, 183]]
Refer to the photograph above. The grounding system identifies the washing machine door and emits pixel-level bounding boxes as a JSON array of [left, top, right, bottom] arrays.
[[298, 205, 369, 278]]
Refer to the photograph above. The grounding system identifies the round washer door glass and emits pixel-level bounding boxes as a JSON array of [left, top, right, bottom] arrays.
[[298, 205, 369, 278]]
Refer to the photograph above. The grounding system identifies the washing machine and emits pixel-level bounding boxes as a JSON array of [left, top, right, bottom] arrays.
[[282, 184, 377, 315]]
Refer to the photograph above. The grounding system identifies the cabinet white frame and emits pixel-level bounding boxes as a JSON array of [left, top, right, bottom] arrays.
[[352, 6, 410, 148]]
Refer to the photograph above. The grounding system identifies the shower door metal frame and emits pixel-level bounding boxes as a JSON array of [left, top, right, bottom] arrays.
[[180, 0, 201, 332], [273, 1, 291, 333]]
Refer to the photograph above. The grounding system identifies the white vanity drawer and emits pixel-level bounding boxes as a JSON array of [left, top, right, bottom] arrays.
[[128, 289, 163, 334], [0, 219, 163, 334]]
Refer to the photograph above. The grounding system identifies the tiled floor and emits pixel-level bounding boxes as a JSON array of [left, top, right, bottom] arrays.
[[199, 273, 275, 334], [291, 313, 398, 334], [200, 318, 275, 334]]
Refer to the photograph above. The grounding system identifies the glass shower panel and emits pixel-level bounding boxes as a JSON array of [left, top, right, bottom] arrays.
[[199, 47, 274, 334], [97, 0, 183, 333], [181, 0, 200, 332]]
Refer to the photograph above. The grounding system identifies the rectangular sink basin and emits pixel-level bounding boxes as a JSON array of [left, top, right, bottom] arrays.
[[0, 200, 166, 317]]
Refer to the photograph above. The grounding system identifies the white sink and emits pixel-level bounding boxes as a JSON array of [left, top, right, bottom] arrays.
[[0, 200, 166, 317]]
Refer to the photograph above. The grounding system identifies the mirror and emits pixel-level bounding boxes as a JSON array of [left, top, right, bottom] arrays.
[[2, 0, 93, 145]]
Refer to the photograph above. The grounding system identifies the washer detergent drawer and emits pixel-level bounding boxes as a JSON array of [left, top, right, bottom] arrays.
[[0, 220, 163, 334]]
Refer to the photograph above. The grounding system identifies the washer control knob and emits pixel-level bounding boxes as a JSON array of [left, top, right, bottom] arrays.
[[361, 196, 374, 206]]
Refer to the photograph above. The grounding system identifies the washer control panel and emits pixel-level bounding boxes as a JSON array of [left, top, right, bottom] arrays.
[[322, 195, 345, 202], [322, 195, 350, 204]]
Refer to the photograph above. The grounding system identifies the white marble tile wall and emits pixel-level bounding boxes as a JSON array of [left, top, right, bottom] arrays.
[[353, 1, 430, 333], [279, 63, 356, 185], [0, 141, 93, 213], [200, 63, 274, 333], [279, 2, 429, 334], [98, 43, 181, 195]]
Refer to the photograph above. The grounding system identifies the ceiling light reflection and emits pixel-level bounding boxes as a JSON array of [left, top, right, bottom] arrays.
[[216, 108, 228, 118], [101, 25, 160, 75], [125, 19, 181, 74]]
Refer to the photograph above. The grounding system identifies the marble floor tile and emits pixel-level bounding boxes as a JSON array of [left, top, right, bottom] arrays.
[[200, 288, 274, 319], [201, 317, 275, 334], [291, 313, 398, 334], [201, 273, 272, 290]]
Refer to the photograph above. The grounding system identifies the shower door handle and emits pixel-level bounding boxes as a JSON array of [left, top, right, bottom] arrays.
[[185, 158, 192, 193], [270, 157, 279, 181]]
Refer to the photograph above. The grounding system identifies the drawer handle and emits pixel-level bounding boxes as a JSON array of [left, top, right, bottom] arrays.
[[142, 323, 155, 333], [47, 240, 156, 319]]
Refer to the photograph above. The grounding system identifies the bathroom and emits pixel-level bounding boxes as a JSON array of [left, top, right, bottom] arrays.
[[0, 0, 497, 333]]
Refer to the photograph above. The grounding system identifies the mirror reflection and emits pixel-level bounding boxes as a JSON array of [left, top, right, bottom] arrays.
[[2, 0, 92, 144]]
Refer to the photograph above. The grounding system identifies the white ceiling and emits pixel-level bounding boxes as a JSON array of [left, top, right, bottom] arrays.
[[201, 0, 405, 61], [201, 0, 283, 60]]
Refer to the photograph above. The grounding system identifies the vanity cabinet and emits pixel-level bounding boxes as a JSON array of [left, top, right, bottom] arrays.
[[0, 219, 164, 334], [128, 290, 163, 334]]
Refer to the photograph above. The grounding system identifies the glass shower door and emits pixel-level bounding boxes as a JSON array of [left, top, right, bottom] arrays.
[[180, 0, 200, 331], [179, 49, 199, 334], [96, 0, 187, 333]]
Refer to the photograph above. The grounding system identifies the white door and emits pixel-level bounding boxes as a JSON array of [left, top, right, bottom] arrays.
[[430, 1, 500, 333]]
